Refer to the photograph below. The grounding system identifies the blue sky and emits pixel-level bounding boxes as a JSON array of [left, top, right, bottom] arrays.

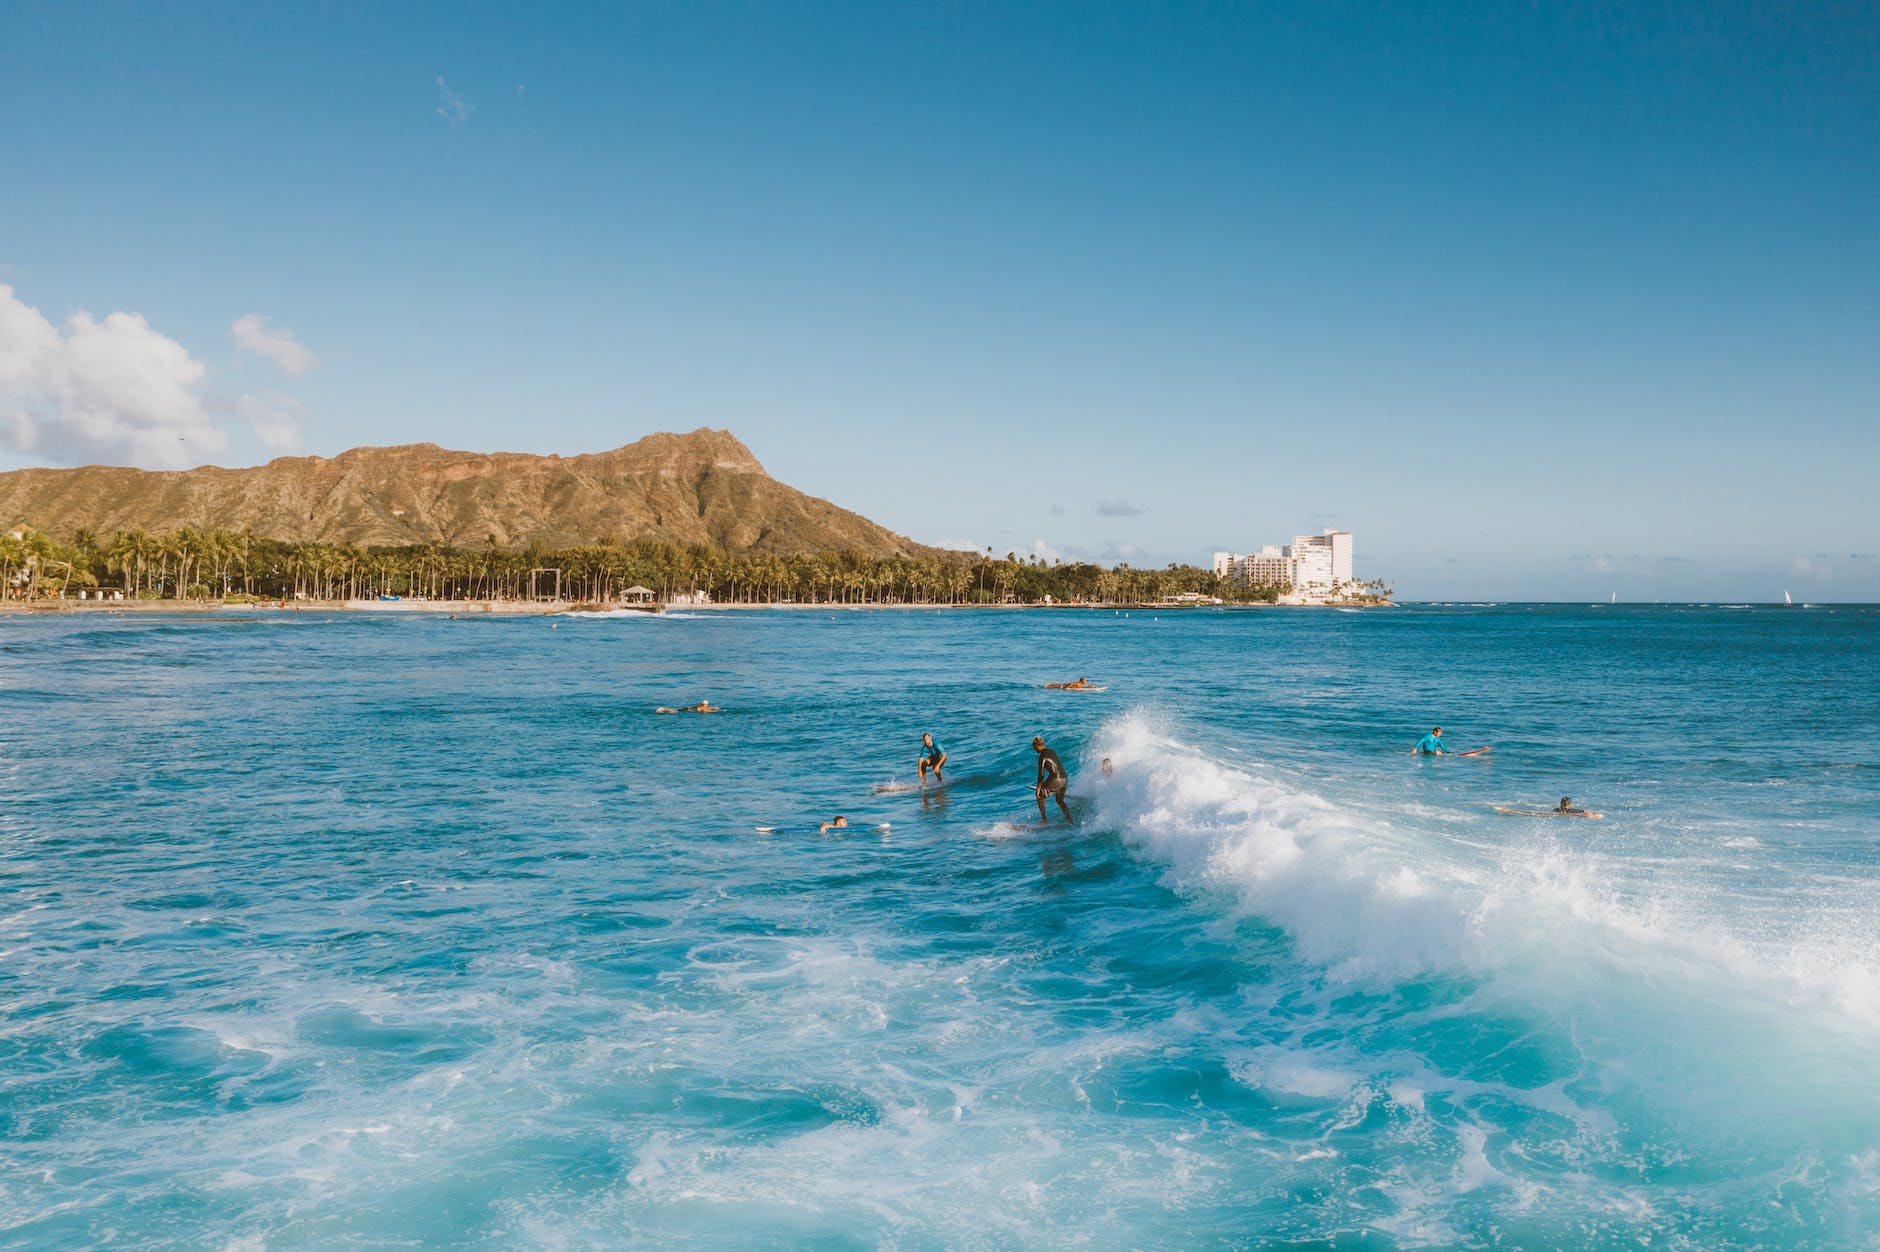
[[2, 2, 1875, 599]]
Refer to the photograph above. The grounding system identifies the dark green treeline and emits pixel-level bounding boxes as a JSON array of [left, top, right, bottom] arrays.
[[0, 527, 1349, 605]]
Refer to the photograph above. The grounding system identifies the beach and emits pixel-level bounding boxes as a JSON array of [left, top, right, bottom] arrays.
[[0, 596, 1382, 618]]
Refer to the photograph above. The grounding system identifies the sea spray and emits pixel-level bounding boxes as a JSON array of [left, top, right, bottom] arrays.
[[1084, 709, 1880, 1147]]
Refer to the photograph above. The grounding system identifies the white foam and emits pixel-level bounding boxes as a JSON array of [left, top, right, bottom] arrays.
[[556, 609, 714, 620], [977, 821, 1045, 841], [1084, 712, 1880, 1112]]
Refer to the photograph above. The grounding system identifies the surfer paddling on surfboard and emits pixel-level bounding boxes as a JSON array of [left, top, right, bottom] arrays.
[[917, 733, 946, 784], [1044, 678, 1099, 690], [1496, 797, 1602, 819], [656, 701, 721, 714], [1413, 726, 1493, 756], [1033, 736, 1074, 826]]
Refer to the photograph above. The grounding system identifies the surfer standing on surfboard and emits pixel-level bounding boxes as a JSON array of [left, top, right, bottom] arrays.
[[1414, 726, 1452, 754], [917, 733, 946, 784], [1033, 736, 1074, 826]]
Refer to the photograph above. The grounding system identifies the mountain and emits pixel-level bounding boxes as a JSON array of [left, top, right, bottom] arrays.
[[0, 429, 935, 556]]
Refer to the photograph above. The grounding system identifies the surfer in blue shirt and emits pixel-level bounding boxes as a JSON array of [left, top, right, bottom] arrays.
[[1414, 726, 1451, 755], [917, 733, 947, 782]]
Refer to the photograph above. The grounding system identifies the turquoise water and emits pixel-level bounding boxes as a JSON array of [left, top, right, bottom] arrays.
[[4, 604, 1879, 1247]]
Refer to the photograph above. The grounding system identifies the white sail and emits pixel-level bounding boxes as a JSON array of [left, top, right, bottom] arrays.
[[1785, 590, 1793, 606]]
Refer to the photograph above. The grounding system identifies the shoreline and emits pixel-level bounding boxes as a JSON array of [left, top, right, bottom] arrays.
[[0, 598, 1393, 617]]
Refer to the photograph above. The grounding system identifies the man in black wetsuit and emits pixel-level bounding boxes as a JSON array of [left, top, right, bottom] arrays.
[[1032, 736, 1073, 825]]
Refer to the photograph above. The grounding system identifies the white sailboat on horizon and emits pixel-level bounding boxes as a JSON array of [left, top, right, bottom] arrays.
[[1785, 590, 1793, 606]]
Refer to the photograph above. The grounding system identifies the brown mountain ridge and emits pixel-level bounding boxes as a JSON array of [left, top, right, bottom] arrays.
[[0, 428, 935, 557]]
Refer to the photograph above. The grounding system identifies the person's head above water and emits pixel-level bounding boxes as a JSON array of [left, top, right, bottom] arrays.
[[1558, 797, 1573, 809], [1032, 736, 1046, 750], [922, 733, 934, 745], [1432, 726, 1442, 735], [831, 816, 847, 826]]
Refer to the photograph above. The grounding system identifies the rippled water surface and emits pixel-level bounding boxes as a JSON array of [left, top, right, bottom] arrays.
[[4, 604, 1879, 1246]]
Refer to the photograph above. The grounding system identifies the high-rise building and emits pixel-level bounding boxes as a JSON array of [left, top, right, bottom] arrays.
[[1286, 530, 1352, 590], [1212, 530, 1353, 594], [1244, 545, 1292, 586]]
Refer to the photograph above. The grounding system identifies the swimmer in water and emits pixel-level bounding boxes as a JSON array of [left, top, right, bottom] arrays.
[[655, 701, 721, 714], [1555, 796, 1588, 816], [818, 816, 850, 833], [1413, 726, 1451, 755], [1044, 677, 1098, 690]]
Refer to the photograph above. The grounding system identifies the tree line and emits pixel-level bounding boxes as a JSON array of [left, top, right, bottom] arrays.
[[1, 526, 1394, 605]]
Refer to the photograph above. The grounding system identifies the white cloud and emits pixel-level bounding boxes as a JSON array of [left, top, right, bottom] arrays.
[[222, 390, 305, 451], [935, 538, 984, 553], [0, 284, 225, 469], [1, 284, 315, 470], [1096, 499, 1143, 517], [1790, 555, 1832, 578], [231, 313, 318, 376], [436, 76, 472, 126]]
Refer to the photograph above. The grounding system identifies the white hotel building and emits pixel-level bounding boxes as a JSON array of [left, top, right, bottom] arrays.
[[1214, 529, 1354, 594]]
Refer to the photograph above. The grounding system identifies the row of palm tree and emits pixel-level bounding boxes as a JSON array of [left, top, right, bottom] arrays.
[[3, 527, 1309, 605]]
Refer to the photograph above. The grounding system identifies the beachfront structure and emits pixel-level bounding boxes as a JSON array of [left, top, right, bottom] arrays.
[[1287, 530, 1353, 591], [1213, 546, 1293, 586], [1247, 545, 1294, 587], [1213, 530, 1354, 593]]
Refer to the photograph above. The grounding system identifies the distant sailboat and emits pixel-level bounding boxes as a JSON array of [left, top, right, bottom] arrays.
[[1784, 590, 1793, 607], [1610, 592, 1616, 604]]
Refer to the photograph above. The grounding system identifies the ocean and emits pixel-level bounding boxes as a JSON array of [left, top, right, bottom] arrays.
[[3, 603, 1877, 1247]]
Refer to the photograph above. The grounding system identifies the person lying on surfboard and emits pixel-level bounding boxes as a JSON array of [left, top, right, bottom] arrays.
[[818, 816, 850, 833], [917, 733, 946, 783], [1045, 677, 1098, 690], [655, 701, 721, 714], [1414, 726, 1452, 754], [1495, 798, 1601, 818]]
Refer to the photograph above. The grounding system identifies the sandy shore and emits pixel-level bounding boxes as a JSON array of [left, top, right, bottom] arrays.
[[1, 597, 1386, 617], [0, 598, 575, 616]]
